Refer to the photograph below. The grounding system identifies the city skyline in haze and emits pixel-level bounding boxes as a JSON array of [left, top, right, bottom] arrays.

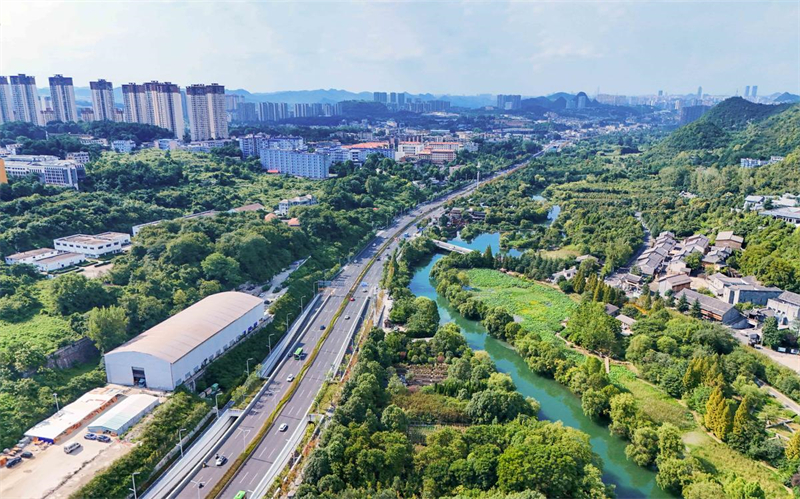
[[2, 1, 799, 97]]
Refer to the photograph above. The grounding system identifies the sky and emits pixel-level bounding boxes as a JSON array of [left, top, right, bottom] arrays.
[[1, 0, 798, 97]]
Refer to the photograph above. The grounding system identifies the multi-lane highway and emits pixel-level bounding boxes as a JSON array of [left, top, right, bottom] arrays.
[[170, 152, 540, 499]]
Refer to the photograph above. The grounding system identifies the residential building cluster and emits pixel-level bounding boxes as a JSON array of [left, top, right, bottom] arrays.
[[602, 225, 800, 333], [372, 91, 450, 113], [0, 73, 229, 141], [496, 94, 522, 110], [225, 95, 341, 123], [740, 156, 785, 168], [743, 193, 800, 227]]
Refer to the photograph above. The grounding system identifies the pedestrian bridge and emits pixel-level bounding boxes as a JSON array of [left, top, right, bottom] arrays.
[[431, 240, 473, 255]]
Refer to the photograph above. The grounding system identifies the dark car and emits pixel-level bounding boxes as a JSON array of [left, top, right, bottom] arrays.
[[20, 451, 33, 459], [84, 433, 97, 441], [97, 435, 112, 443], [5, 457, 22, 468]]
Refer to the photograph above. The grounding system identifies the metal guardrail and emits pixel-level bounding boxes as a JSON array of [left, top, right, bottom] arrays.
[[249, 296, 373, 499], [142, 411, 238, 499], [259, 293, 327, 379]]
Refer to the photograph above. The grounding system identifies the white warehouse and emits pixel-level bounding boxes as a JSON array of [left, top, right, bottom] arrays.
[[104, 292, 265, 391]]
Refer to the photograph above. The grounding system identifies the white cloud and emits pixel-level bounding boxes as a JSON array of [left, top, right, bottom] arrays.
[[0, 0, 797, 95]]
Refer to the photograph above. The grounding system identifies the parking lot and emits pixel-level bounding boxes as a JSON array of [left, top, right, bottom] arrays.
[[0, 427, 133, 499]]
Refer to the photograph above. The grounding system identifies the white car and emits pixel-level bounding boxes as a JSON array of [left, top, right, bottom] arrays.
[[279, 423, 289, 432], [287, 374, 295, 382]]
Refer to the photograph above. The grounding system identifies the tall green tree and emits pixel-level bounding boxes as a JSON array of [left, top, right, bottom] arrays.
[[87, 305, 129, 352], [728, 396, 764, 453]]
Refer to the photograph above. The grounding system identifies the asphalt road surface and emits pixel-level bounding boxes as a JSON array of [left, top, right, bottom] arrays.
[[175, 155, 537, 499]]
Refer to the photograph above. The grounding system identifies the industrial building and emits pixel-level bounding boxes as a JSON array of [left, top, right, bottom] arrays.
[[24, 388, 121, 443], [87, 394, 160, 435], [104, 292, 266, 391]]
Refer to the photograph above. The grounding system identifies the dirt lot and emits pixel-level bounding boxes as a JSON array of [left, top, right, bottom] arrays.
[[76, 262, 115, 279], [0, 386, 166, 499], [0, 430, 134, 499]]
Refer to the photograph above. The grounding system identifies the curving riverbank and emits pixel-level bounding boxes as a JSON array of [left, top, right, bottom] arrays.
[[409, 252, 668, 499]]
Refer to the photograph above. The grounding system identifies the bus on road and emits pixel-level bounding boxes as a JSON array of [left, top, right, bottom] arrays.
[[293, 347, 304, 360]]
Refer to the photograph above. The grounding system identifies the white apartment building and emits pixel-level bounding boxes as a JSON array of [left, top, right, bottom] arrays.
[[238, 134, 304, 158], [397, 142, 425, 159], [186, 84, 228, 141], [49, 75, 78, 123], [145, 81, 184, 138], [260, 149, 331, 179], [122, 81, 185, 138], [278, 194, 317, 215], [9, 74, 42, 124], [1, 156, 81, 189], [0, 76, 13, 124], [54, 232, 131, 258], [112, 140, 136, 153], [90, 79, 116, 121], [122, 83, 148, 124], [66, 151, 91, 166]]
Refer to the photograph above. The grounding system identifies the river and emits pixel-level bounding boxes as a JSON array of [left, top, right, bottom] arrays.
[[409, 252, 667, 499]]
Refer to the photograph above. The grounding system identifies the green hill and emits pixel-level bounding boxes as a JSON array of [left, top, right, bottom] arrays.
[[700, 96, 791, 129], [645, 98, 800, 170]]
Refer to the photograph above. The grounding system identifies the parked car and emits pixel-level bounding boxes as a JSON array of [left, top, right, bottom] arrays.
[[215, 455, 228, 466], [5, 457, 22, 468], [20, 451, 33, 459], [97, 435, 111, 443], [279, 423, 288, 432], [64, 443, 82, 454], [84, 433, 97, 441]]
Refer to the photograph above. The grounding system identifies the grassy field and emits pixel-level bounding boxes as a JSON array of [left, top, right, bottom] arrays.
[[466, 268, 576, 341], [685, 430, 791, 499], [618, 375, 696, 430], [0, 313, 77, 354], [537, 246, 582, 259]]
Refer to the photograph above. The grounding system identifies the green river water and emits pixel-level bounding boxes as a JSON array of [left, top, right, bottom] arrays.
[[408, 233, 669, 498]]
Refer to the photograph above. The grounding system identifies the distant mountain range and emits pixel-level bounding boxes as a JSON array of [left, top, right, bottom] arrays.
[[38, 86, 800, 110]]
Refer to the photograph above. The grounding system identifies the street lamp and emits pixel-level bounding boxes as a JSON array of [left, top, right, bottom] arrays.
[[214, 393, 221, 419], [130, 472, 141, 499], [190, 479, 205, 499], [285, 314, 293, 333], [268, 332, 275, 353], [178, 428, 187, 457], [246, 358, 255, 376], [235, 428, 251, 454], [53, 393, 60, 414]]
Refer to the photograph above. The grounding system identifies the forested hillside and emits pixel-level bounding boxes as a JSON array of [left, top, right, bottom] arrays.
[[645, 98, 800, 173]]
